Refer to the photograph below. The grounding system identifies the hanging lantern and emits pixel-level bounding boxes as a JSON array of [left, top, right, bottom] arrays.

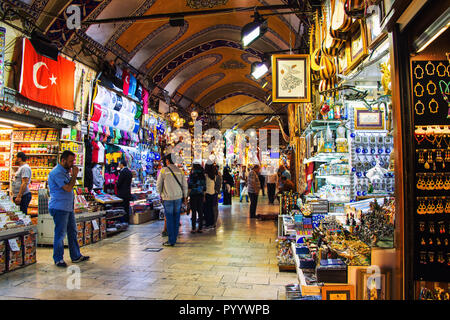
[[191, 110, 198, 121], [170, 112, 179, 122]]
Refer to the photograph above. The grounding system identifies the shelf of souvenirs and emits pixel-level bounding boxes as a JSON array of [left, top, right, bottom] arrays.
[[59, 139, 83, 144], [304, 152, 349, 164], [303, 120, 347, 134]]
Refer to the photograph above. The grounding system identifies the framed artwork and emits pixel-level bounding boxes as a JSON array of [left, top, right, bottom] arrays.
[[337, 46, 349, 76], [272, 54, 311, 103], [357, 269, 391, 300], [366, 5, 387, 50], [346, 21, 369, 73], [354, 107, 385, 130], [322, 285, 355, 300]]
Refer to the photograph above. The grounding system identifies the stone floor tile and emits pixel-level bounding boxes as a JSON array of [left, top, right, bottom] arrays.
[[174, 294, 213, 300]]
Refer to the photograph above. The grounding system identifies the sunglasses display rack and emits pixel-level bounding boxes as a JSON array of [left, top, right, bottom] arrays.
[[412, 60, 450, 282]]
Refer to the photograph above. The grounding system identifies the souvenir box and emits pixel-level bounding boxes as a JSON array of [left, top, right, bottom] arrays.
[[100, 217, 107, 240], [92, 219, 100, 243], [7, 237, 23, 271], [316, 259, 348, 283], [23, 232, 36, 265], [0, 240, 5, 274], [299, 254, 316, 269], [76, 221, 84, 247], [84, 221, 92, 245]]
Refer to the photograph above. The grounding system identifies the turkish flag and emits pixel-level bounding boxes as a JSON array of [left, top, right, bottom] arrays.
[[122, 69, 130, 96], [19, 38, 75, 110]]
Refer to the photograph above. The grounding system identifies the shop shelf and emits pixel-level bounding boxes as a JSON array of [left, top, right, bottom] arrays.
[[22, 154, 58, 156], [13, 141, 59, 143], [59, 139, 83, 144], [304, 152, 349, 163], [315, 175, 350, 179], [12, 166, 54, 169]]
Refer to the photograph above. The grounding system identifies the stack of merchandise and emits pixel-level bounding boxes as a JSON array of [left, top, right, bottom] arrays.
[[276, 237, 295, 270], [76, 222, 84, 247], [7, 236, 22, 271], [0, 240, 5, 274], [23, 232, 36, 266], [92, 218, 100, 243], [13, 129, 58, 142], [0, 191, 33, 230], [74, 189, 89, 214], [84, 221, 92, 245], [100, 217, 107, 240], [93, 191, 123, 204]]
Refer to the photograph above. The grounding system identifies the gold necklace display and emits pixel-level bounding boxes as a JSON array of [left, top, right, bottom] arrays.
[[415, 64, 424, 79], [415, 100, 425, 115], [427, 81, 437, 95], [436, 62, 446, 77], [429, 98, 439, 113], [426, 61, 435, 75], [418, 201, 427, 214], [445, 201, 450, 214], [414, 82, 424, 97], [436, 200, 444, 214]]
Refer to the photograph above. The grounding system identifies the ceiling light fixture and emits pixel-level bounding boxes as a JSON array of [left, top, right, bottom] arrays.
[[414, 7, 450, 53], [251, 61, 269, 80], [0, 117, 35, 127], [241, 11, 267, 47]]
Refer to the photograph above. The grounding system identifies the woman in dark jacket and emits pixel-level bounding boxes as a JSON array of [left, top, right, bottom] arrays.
[[222, 166, 234, 205], [188, 163, 206, 233]]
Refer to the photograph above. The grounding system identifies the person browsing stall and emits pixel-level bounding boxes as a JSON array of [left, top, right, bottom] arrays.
[[117, 159, 132, 223], [48, 150, 89, 268], [12, 152, 32, 215]]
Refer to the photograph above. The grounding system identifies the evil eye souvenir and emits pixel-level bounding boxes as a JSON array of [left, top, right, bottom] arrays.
[[356, 147, 362, 153], [155, 153, 161, 160], [114, 94, 123, 112], [113, 112, 120, 127], [350, 132, 356, 139]]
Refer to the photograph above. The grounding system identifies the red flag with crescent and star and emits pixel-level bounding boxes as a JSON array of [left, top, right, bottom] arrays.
[[19, 37, 75, 111]]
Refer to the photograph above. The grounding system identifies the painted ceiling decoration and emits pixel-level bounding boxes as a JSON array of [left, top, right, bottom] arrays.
[[220, 59, 246, 70], [186, 0, 228, 9], [4, 0, 311, 129]]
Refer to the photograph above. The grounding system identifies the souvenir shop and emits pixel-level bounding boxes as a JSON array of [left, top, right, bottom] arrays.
[[277, 0, 449, 300], [0, 22, 169, 275]]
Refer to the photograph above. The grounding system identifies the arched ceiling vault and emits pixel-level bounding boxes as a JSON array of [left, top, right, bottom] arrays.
[[13, 0, 309, 128]]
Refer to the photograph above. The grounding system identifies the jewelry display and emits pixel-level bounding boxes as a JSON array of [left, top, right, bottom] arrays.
[[438, 80, 450, 119], [430, 222, 435, 234], [425, 61, 435, 75], [419, 221, 425, 232], [429, 251, 435, 263], [415, 100, 425, 115], [437, 62, 446, 77], [421, 237, 426, 245], [427, 81, 437, 95], [415, 64, 424, 79], [420, 251, 427, 264], [414, 82, 424, 97], [429, 98, 439, 113]]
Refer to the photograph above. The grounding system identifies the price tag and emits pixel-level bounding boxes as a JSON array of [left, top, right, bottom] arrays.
[[92, 220, 99, 231], [8, 238, 20, 252]]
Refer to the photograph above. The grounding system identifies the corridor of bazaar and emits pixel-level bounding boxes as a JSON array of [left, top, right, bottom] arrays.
[[0, 0, 448, 303]]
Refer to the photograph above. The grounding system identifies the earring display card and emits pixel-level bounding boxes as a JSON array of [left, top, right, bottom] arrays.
[[412, 60, 450, 282]]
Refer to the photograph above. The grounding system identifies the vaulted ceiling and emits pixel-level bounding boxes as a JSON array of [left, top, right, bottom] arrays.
[[5, 0, 311, 129]]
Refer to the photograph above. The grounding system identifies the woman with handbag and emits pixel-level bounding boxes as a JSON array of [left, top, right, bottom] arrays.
[[203, 163, 216, 229], [156, 154, 188, 246]]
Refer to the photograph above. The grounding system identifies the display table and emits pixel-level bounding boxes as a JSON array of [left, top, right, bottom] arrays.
[[37, 211, 106, 246], [0, 225, 37, 274]]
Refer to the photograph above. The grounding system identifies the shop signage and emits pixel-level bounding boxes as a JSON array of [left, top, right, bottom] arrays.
[[272, 54, 311, 103], [19, 38, 75, 111]]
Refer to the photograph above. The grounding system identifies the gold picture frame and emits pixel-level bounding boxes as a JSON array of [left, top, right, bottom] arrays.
[[346, 20, 369, 73], [272, 54, 311, 103], [357, 268, 391, 300], [354, 107, 385, 130], [322, 285, 355, 300], [365, 5, 388, 50], [337, 46, 349, 76]]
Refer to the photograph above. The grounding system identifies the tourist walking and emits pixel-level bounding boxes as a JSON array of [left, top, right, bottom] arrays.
[[117, 159, 132, 223], [267, 171, 278, 204], [239, 167, 248, 203], [204, 163, 216, 228], [213, 164, 222, 227], [248, 165, 261, 219], [188, 163, 206, 233], [156, 154, 188, 246], [222, 166, 234, 205], [48, 150, 89, 267]]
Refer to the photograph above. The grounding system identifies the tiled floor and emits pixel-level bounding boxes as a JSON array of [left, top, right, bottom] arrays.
[[0, 196, 298, 300]]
